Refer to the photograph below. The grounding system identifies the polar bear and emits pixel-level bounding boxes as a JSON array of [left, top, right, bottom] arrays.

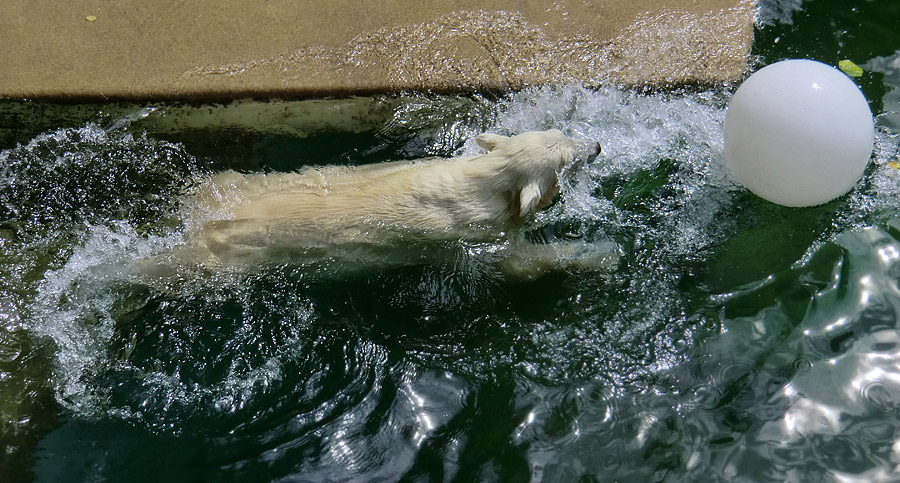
[[161, 129, 613, 278]]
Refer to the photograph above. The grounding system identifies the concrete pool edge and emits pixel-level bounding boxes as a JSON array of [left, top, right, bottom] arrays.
[[0, 0, 755, 102]]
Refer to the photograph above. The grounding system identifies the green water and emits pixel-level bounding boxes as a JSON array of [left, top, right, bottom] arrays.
[[3, 0, 900, 481]]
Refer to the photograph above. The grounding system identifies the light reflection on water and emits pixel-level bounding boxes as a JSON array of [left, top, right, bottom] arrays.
[[751, 227, 900, 479], [1, 82, 898, 480]]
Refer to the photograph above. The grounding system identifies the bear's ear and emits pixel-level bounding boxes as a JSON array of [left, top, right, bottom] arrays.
[[475, 133, 508, 151], [519, 181, 543, 218]]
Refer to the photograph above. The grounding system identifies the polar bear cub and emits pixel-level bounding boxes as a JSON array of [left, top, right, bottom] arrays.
[[176, 129, 607, 274]]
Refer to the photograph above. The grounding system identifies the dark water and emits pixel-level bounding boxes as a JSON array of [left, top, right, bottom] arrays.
[[3, 0, 900, 481]]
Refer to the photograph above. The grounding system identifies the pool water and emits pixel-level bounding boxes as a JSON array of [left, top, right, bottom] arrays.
[[3, 0, 900, 481]]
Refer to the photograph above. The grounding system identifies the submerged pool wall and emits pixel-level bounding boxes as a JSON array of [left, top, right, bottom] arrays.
[[0, 0, 755, 101]]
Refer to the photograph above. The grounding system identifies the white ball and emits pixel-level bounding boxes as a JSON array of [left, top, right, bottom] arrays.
[[724, 59, 875, 207]]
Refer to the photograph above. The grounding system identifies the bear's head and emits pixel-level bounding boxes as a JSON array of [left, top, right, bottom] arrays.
[[474, 129, 601, 218]]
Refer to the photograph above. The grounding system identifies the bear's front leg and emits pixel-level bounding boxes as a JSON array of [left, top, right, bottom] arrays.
[[497, 238, 619, 281]]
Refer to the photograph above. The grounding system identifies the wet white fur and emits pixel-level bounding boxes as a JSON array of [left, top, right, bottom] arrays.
[[177, 130, 601, 268]]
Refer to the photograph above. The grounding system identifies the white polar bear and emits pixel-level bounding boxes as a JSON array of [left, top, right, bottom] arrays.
[[164, 129, 613, 278]]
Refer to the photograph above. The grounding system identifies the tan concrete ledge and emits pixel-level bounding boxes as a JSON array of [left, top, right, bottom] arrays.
[[0, 0, 755, 101]]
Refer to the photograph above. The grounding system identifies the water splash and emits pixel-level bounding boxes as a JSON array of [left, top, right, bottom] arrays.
[[6, 68, 900, 480], [0, 86, 741, 436], [448, 85, 738, 382], [24, 82, 897, 421], [756, 0, 806, 26], [104, 107, 159, 133], [0, 123, 197, 239]]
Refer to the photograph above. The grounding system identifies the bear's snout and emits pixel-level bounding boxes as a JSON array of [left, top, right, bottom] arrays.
[[575, 140, 601, 166], [588, 142, 601, 161], [560, 140, 601, 180]]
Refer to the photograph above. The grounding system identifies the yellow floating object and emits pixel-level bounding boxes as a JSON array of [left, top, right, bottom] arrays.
[[888, 160, 900, 170], [839, 59, 863, 77], [86, 15, 97, 22]]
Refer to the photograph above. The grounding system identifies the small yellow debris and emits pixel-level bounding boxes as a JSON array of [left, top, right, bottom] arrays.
[[839, 59, 863, 78], [887, 160, 899, 170], [86, 15, 98, 22]]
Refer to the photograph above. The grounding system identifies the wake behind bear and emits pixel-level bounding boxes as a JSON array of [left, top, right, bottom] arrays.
[[150, 129, 615, 280]]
